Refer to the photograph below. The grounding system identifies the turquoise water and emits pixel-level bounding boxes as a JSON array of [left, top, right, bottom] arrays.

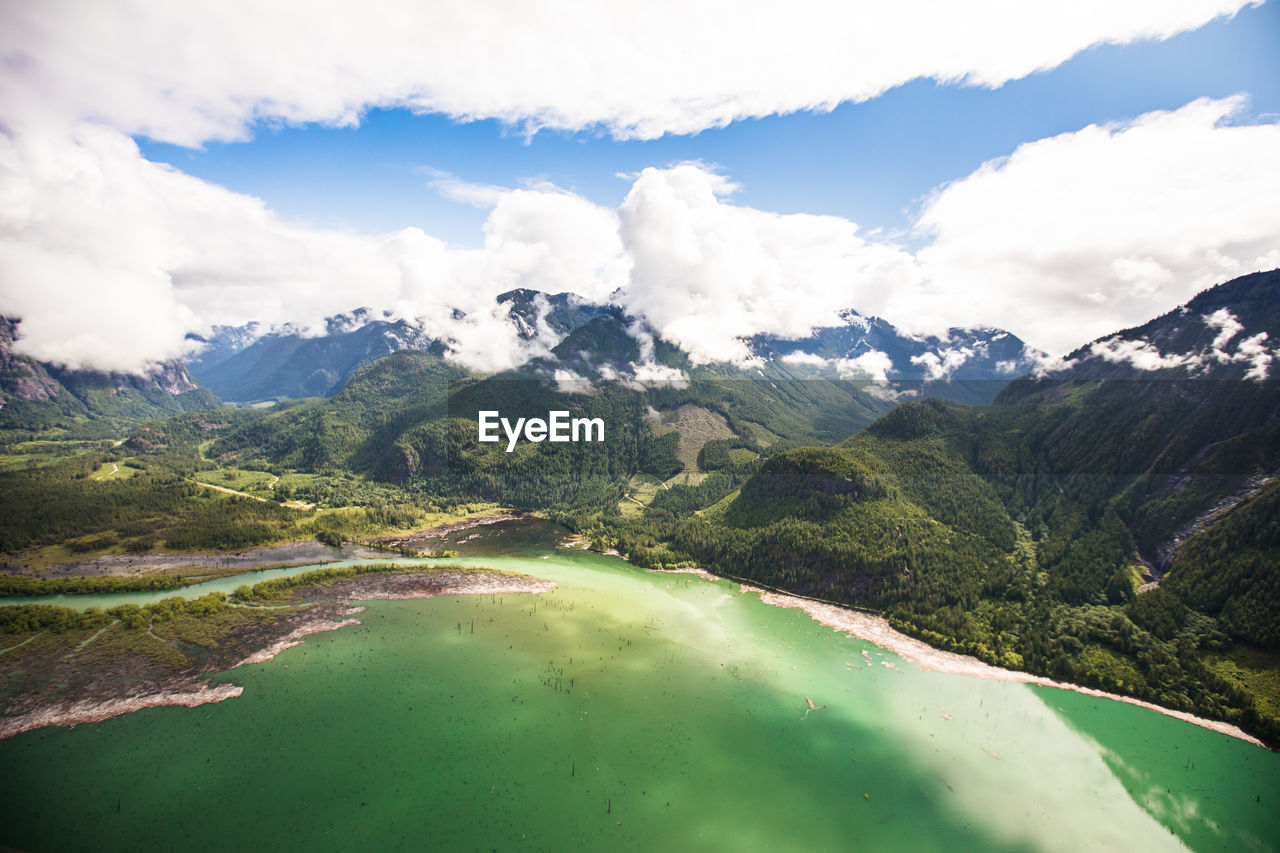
[[1, 541, 1277, 850]]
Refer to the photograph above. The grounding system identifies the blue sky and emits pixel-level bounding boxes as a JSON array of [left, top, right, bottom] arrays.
[[3, 0, 1279, 372], [137, 1, 1280, 249]]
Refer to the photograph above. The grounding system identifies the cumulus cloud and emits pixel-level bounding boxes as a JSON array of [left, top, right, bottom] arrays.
[[1200, 309, 1274, 378], [553, 368, 594, 395], [613, 101, 1280, 364], [0, 124, 622, 372], [597, 361, 690, 390], [0, 1, 1252, 145], [616, 163, 920, 364], [910, 96, 1280, 355], [863, 384, 919, 404]]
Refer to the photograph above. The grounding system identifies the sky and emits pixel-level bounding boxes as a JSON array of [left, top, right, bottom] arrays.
[[1, 0, 1279, 374]]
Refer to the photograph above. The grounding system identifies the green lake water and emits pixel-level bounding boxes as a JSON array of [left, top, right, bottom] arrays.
[[1, 523, 1277, 851]]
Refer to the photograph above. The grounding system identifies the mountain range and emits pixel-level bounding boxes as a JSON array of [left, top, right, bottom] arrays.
[[183, 289, 1044, 404]]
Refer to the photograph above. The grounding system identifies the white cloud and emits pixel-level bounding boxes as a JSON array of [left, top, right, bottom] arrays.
[[596, 360, 690, 390], [553, 368, 594, 395], [1203, 308, 1244, 359], [480, 185, 628, 304], [0, 123, 622, 373], [1235, 332, 1272, 380], [1199, 310, 1273, 378], [421, 169, 509, 209], [2, 1, 1273, 377], [616, 164, 920, 364], [863, 383, 919, 403], [909, 96, 1280, 355], [1073, 309, 1276, 379], [10, 115, 1277, 375], [911, 347, 975, 380], [1088, 338, 1202, 372], [835, 351, 895, 381], [780, 351, 830, 368], [0, 1, 1251, 145], [629, 362, 690, 387]]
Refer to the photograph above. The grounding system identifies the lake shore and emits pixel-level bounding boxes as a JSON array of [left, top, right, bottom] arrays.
[[742, 583, 1268, 749], [0, 568, 553, 739], [0, 682, 245, 740], [314, 570, 557, 603], [12, 540, 386, 579], [5, 510, 526, 579], [368, 510, 530, 551]]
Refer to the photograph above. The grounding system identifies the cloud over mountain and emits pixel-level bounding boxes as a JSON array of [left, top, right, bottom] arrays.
[[913, 96, 1280, 355], [1, 1, 1276, 374], [615, 164, 920, 364]]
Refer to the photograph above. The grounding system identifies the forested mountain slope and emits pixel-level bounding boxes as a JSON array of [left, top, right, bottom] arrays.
[[1, 317, 218, 436]]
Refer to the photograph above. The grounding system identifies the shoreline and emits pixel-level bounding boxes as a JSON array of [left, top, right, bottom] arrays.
[[369, 510, 528, 550], [10, 540, 387, 579], [0, 682, 244, 740], [319, 571, 557, 603], [5, 509, 523, 579], [646, 566, 721, 582], [646, 556, 1269, 748], [741, 583, 1268, 749], [0, 569, 554, 739]]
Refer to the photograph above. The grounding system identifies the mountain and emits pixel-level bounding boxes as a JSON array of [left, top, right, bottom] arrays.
[[12, 267, 1279, 743], [1043, 269, 1279, 382], [187, 311, 442, 402], [498, 288, 612, 340], [702, 270, 1279, 613], [183, 290, 1042, 404], [205, 342, 899, 506], [182, 321, 265, 376], [184, 292, 608, 403], [748, 310, 1041, 387], [0, 317, 218, 435]]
